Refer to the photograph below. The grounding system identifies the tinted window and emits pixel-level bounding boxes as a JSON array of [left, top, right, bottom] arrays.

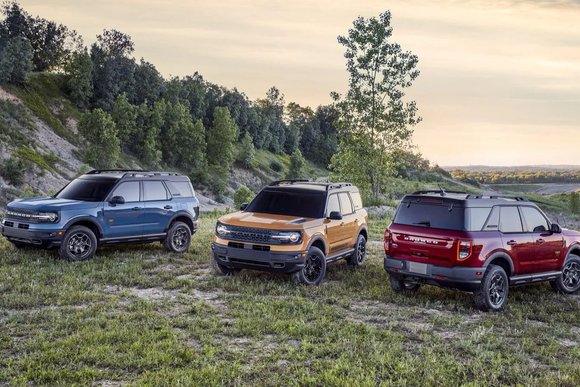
[[110, 182, 140, 202], [326, 194, 340, 216], [499, 206, 523, 233], [166, 181, 194, 198], [483, 206, 500, 231], [56, 178, 116, 202], [466, 207, 492, 231], [339, 193, 353, 215], [143, 181, 168, 201], [351, 191, 363, 210], [394, 200, 465, 230], [521, 206, 549, 233], [246, 189, 326, 218]]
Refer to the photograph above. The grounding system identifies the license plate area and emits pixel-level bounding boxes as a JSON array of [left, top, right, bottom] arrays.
[[408, 261, 427, 275]]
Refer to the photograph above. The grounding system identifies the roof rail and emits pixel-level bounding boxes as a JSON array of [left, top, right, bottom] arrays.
[[327, 182, 353, 191], [122, 171, 181, 178], [465, 194, 529, 202], [86, 169, 148, 175], [412, 189, 467, 196], [269, 179, 310, 186]]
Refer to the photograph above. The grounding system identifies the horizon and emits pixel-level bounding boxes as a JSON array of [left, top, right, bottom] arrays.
[[15, 0, 580, 167]]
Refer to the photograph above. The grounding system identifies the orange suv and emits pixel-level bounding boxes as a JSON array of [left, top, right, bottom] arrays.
[[211, 180, 369, 285]]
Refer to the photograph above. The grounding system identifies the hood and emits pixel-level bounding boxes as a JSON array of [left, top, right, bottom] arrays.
[[562, 228, 580, 238], [8, 197, 101, 212], [219, 211, 318, 230]]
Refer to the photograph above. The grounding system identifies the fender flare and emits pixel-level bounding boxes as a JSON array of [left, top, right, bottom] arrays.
[[565, 243, 580, 261], [357, 225, 369, 240], [62, 216, 104, 238], [483, 251, 515, 274], [307, 234, 327, 255], [165, 211, 197, 232]]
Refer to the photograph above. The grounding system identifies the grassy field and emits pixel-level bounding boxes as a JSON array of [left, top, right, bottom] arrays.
[[1, 213, 580, 386]]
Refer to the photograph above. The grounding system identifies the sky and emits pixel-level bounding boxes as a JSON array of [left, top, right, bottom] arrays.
[[17, 0, 580, 166]]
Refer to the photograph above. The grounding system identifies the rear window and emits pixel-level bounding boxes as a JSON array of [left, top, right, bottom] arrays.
[[350, 191, 363, 210], [394, 200, 465, 230], [166, 181, 195, 198], [246, 189, 326, 218]]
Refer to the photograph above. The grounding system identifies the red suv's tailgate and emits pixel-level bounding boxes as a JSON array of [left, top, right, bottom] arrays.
[[388, 224, 468, 267]]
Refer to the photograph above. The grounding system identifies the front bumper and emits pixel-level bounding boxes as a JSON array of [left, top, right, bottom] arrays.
[[1, 219, 63, 247], [212, 242, 307, 273], [384, 255, 483, 291]]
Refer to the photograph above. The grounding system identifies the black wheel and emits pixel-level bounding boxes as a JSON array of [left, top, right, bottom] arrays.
[[164, 221, 191, 253], [474, 264, 509, 311], [347, 234, 367, 267], [10, 240, 27, 249], [211, 254, 241, 276], [59, 225, 97, 261], [389, 274, 421, 294], [292, 246, 326, 285], [551, 256, 580, 294]]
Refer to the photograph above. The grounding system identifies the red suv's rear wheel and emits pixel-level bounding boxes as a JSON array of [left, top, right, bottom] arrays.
[[474, 265, 509, 311]]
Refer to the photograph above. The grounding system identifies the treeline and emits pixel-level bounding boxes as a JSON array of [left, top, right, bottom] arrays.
[[0, 1, 338, 193], [450, 169, 580, 185]]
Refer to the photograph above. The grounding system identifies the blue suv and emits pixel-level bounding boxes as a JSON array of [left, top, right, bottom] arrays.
[[1, 169, 199, 260]]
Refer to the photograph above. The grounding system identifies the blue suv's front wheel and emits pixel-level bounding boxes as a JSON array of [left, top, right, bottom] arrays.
[[59, 225, 98, 261], [164, 221, 192, 253]]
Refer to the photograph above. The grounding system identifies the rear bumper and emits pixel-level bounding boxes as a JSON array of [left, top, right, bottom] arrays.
[[384, 255, 484, 291], [1, 219, 63, 247], [212, 242, 306, 273]]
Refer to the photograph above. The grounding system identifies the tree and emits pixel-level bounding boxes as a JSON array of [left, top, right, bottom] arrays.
[[237, 132, 256, 168], [207, 106, 237, 167], [0, 36, 33, 84], [570, 192, 579, 215], [111, 93, 137, 146], [330, 11, 420, 198], [132, 58, 164, 105], [287, 149, 305, 179], [78, 109, 120, 168], [234, 186, 254, 208], [64, 51, 93, 108]]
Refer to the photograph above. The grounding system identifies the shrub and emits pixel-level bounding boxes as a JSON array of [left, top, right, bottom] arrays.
[[0, 156, 27, 185], [270, 160, 283, 172], [234, 186, 254, 209]]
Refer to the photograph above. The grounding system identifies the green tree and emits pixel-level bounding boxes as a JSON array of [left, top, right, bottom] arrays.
[[330, 11, 420, 198], [207, 106, 237, 167], [237, 132, 256, 168], [78, 109, 120, 168], [287, 149, 305, 179], [234, 186, 254, 209], [570, 192, 579, 215], [0, 36, 33, 84], [132, 58, 164, 105], [111, 93, 137, 146], [64, 51, 93, 108]]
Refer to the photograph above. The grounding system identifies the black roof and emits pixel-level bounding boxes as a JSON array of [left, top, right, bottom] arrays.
[[267, 180, 358, 193], [404, 190, 537, 208], [82, 169, 190, 182]]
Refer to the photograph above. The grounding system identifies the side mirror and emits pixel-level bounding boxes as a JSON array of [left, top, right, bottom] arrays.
[[240, 203, 248, 211], [551, 223, 562, 234], [328, 211, 343, 221], [110, 196, 125, 205]]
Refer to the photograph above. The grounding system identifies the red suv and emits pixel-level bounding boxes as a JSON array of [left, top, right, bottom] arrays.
[[384, 190, 580, 311]]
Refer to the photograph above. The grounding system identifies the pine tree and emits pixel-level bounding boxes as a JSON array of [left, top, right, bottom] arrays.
[[237, 132, 256, 168], [0, 36, 33, 84], [78, 109, 120, 168]]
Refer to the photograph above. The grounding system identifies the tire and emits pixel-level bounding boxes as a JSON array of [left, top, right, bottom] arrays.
[[10, 241, 26, 249], [346, 234, 367, 267], [163, 221, 191, 253], [59, 225, 97, 261], [292, 246, 326, 285], [211, 254, 241, 276], [389, 274, 421, 294], [550, 256, 580, 294], [474, 264, 509, 311]]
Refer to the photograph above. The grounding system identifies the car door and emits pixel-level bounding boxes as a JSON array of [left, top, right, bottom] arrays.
[[520, 206, 563, 271], [142, 180, 175, 236], [499, 206, 534, 274], [102, 181, 144, 239], [325, 193, 345, 254], [338, 192, 358, 251]]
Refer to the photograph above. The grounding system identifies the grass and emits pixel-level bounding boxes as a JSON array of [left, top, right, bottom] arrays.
[[0, 100, 36, 148], [1, 213, 580, 385]]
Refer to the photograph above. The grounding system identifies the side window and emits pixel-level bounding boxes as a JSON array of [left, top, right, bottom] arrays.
[[143, 181, 169, 201], [326, 194, 340, 216], [166, 181, 194, 198], [520, 206, 549, 233], [499, 206, 523, 233], [110, 182, 140, 203], [467, 207, 492, 231], [483, 206, 500, 230], [350, 191, 363, 211], [339, 192, 354, 215]]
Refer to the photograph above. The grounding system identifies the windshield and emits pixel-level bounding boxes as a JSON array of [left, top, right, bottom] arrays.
[[394, 201, 466, 231], [246, 189, 326, 218], [56, 178, 117, 202]]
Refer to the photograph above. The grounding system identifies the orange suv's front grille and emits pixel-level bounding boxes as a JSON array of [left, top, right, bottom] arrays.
[[225, 225, 276, 244]]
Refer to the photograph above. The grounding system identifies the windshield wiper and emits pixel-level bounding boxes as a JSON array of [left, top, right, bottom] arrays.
[[413, 221, 431, 227]]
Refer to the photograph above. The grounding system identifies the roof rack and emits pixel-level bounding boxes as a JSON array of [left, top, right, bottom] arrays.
[[268, 180, 354, 191], [269, 179, 311, 186], [86, 169, 149, 175], [465, 194, 529, 202], [412, 189, 467, 196], [327, 183, 352, 191], [122, 171, 181, 178]]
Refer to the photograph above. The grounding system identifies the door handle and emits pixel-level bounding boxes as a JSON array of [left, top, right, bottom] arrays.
[[132, 207, 141, 211], [506, 240, 517, 246], [164, 205, 173, 210], [536, 238, 545, 244]]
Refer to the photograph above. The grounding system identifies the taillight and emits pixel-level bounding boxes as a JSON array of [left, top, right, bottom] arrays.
[[457, 240, 473, 261], [384, 229, 391, 252]]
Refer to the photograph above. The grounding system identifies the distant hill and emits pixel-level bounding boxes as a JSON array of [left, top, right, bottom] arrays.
[[444, 165, 580, 172]]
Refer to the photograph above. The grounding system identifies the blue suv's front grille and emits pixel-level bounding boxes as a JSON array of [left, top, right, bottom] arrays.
[[5, 207, 39, 223]]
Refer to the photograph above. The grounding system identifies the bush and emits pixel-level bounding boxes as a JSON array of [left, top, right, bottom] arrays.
[[234, 186, 254, 209], [0, 156, 27, 185], [237, 132, 256, 168], [270, 160, 283, 172], [287, 149, 305, 179]]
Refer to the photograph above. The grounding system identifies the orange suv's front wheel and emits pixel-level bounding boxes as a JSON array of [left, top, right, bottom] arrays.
[[292, 246, 326, 285]]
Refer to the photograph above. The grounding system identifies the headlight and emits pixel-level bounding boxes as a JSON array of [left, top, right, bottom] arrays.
[[36, 212, 58, 223], [216, 223, 230, 236], [271, 231, 302, 244]]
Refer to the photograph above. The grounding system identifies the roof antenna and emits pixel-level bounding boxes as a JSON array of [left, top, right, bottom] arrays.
[[438, 185, 446, 196]]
